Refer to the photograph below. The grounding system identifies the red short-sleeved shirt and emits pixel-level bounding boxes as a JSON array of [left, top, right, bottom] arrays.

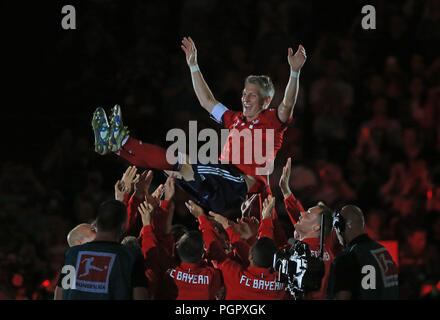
[[219, 108, 292, 193]]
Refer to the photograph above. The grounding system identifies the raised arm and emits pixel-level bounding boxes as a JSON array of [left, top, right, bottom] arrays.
[[258, 195, 275, 240], [277, 45, 307, 123], [186, 200, 228, 264], [181, 36, 219, 113], [279, 157, 304, 225]]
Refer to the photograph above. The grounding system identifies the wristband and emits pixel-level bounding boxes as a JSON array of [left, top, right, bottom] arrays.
[[190, 64, 200, 73], [290, 69, 300, 78]]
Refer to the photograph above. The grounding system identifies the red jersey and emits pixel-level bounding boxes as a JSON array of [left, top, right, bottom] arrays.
[[198, 215, 288, 300], [302, 237, 334, 300], [283, 193, 334, 300], [220, 108, 292, 193], [160, 262, 223, 300]]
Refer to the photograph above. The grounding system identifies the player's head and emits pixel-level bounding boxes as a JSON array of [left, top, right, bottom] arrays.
[[121, 236, 142, 257], [242, 75, 275, 119], [249, 237, 277, 268], [294, 202, 333, 240], [171, 224, 189, 243], [67, 223, 96, 247], [335, 205, 365, 246], [176, 231, 204, 263], [95, 200, 127, 237]]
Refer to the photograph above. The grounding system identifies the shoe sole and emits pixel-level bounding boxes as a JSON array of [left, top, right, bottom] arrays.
[[91, 107, 110, 155], [108, 105, 128, 152]]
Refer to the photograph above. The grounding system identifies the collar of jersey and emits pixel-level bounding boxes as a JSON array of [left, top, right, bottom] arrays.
[[247, 266, 272, 277], [179, 262, 202, 271]]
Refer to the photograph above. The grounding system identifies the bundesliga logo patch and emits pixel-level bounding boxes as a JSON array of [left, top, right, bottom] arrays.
[[75, 251, 116, 294], [371, 248, 398, 288]]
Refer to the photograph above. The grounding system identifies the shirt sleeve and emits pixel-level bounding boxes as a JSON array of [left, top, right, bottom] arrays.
[[222, 110, 240, 128], [284, 193, 304, 226], [140, 225, 159, 261], [258, 218, 274, 240], [152, 200, 170, 237], [225, 227, 251, 266], [126, 194, 143, 236], [198, 215, 227, 264], [210, 103, 229, 124], [273, 107, 294, 127]]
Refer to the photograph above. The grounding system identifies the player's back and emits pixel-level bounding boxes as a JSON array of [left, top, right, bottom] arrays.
[[61, 241, 138, 300], [159, 262, 222, 300]]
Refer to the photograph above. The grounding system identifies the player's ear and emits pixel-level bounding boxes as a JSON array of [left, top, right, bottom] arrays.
[[263, 96, 271, 108], [312, 224, 320, 232]]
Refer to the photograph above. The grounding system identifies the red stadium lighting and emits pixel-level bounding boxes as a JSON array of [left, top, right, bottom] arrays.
[[420, 284, 433, 296], [42, 280, 50, 288], [427, 189, 433, 199]]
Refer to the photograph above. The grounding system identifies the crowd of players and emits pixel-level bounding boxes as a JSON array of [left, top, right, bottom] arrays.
[[54, 162, 397, 300]]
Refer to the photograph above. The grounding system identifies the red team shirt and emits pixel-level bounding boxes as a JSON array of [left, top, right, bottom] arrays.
[[140, 223, 223, 300], [162, 262, 223, 300], [198, 215, 288, 300], [220, 108, 292, 193], [284, 193, 335, 300]]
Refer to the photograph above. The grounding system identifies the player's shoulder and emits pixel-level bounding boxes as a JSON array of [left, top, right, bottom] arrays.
[[259, 107, 291, 126]]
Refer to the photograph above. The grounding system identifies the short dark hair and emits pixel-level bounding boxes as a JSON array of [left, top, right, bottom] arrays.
[[250, 237, 277, 268], [121, 236, 142, 257], [317, 202, 334, 238], [176, 231, 204, 263], [96, 200, 127, 233], [171, 224, 189, 243]]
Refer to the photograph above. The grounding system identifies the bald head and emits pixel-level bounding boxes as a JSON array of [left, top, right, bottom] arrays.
[[337, 205, 365, 245], [340, 205, 365, 230], [67, 223, 96, 247]]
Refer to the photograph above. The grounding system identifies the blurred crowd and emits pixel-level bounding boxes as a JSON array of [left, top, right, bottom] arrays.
[[1, 0, 439, 299]]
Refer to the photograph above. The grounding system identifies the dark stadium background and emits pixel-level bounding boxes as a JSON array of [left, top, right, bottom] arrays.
[[1, 0, 439, 300]]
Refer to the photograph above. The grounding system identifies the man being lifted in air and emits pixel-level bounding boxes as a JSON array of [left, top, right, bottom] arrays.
[[92, 37, 306, 214]]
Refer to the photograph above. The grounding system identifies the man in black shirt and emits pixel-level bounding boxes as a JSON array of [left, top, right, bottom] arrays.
[[56, 200, 149, 300], [327, 205, 398, 300]]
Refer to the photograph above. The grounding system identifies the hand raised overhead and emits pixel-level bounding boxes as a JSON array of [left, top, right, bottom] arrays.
[[261, 195, 276, 219], [288, 45, 307, 72], [181, 36, 198, 67], [279, 157, 292, 198], [185, 200, 204, 218], [138, 199, 154, 226]]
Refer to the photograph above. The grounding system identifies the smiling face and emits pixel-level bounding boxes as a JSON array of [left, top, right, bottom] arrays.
[[241, 82, 272, 121], [294, 206, 322, 239]]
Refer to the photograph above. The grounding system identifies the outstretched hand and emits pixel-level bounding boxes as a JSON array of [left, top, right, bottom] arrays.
[[134, 170, 154, 200], [261, 195, 276, 219], [279, 157, 292, 199], [181, 36, 198, 67], [163, 175, 176, 201], [288, 45, 307, 72], [185, 200, 204, 218], [241, 194, 259, 218], [121, 166, 138, 195], [139, 200, 154, 226], [114, 180, 130, 202], [231, 218, 256, 240], [208, 211, 231, 231]]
